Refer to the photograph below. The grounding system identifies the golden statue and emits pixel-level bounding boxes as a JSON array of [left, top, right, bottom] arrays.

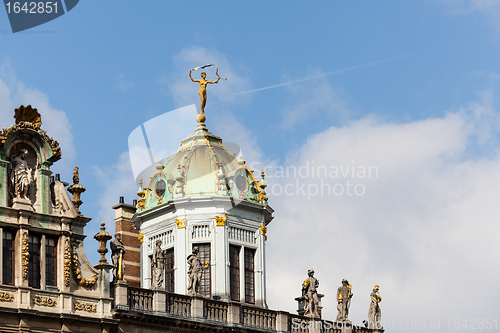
[[189, 64, 224, 123]]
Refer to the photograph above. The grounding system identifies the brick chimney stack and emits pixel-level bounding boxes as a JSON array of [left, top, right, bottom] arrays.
[[113, 197, 140, 287]]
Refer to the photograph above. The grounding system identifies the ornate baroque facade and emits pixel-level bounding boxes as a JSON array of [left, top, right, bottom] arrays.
[[0, 106, 384, 333]]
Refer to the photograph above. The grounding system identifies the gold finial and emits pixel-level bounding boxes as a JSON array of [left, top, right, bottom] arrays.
[[73, 166, 79, 184], [189, 64, 225, 123], [68, 166, 86, 215], [139, 177, 143, 188], [94, 220, 112, 264]]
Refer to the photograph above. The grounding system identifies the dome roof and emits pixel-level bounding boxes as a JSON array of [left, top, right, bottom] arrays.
[[136, 123, 268, 212]]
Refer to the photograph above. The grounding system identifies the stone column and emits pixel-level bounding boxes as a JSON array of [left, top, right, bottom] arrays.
[[37, 166, 52, 214]]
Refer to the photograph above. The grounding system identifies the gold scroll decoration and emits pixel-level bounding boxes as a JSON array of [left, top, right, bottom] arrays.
[[33, 295, 57, 307], [71, 243, 98, 288], [74, 301, 97, 313], [0, 292, 14, 302]]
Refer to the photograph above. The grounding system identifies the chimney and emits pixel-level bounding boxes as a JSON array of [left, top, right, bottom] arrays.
[[112, 197, 140, 287]]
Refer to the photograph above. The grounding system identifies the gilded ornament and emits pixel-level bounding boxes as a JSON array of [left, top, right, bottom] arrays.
[[215, 216, 226, 226], [71, 243, 98, 288], [64, 239, 71, 286], [74, 301, 97, 313], [33, 295, 57, 307], [0, 106, 61, 158], [22, 231, 29, 280], [0, 292, 14, 302], [67, 166, 86, 215], [260, 225, 268, 241], [175, 218, 186, 229], [14, 105, 42, 130], [138, 233, 144, 243]]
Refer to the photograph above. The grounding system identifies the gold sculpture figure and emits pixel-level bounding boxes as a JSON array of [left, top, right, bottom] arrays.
[[189, 64, 224, 123]]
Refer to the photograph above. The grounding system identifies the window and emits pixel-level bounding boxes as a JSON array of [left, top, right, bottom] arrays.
[[2, 230, 15, 285], [46, 237, 57, 287], [244, 248, 255, 303], [196, 243, 211, 298], [229, 245, 240, 301], [165, 248, 174, 292], [28, 234, 41, 289]]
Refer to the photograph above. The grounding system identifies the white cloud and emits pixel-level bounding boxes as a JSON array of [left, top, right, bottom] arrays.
[[441, 0, 500, 32], [0, 60, 75, 169], [280, 69, 350, 130], [92, 151, 137, 225], [115, 73, 134, 92], [264, 95, 500, 330]]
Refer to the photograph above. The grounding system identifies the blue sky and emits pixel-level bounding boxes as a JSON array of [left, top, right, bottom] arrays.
[[1, 1, 500, 331]]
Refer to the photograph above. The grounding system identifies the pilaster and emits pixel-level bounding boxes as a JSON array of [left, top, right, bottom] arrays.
[[214, 216, 228, 300], [175, 222, 187, 294], [0, 160, 8, 207], [191, 296, 204, 318]]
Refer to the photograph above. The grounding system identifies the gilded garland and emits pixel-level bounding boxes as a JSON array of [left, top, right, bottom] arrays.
[[0, 105, 61, 158], [22, 231, 29, 280], [74, 301, 97, 313], [64, 239, 71, 286], [0, 292, 14, 302], [71, 243, 98, 288]]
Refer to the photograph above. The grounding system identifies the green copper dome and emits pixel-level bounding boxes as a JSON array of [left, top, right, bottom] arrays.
[[136, 124, 268, 212]]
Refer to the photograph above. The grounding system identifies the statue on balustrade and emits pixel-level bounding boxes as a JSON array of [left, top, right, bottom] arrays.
[[368, 285, 383, 329], [336, 279, 353, 322], [9, 149, 35, 200], [302, 269, 320, 318], [187, 246, 208, 296], [110, 233, 125, 282], [152, 240, 165, 288]]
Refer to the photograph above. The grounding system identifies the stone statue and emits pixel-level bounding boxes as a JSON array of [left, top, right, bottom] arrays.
[[187, 246, 208, 296], [9, 149, 35, 199], [336, 279, 353, 322], [152, 240, 165, 288], [110, 233, 125, 282], [189, 65, 222, 121], [302, 269, 320, 317], [368, 285, 382, 329]]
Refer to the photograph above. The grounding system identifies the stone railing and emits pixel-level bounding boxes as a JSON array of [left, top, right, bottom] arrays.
[[203, 298, 228, 322], [113, 284, 382, 333], [241, 305, 277, 330], [127, 286, 154, 311], [289, 314, 310, 333], [166, 293, 191, 317]]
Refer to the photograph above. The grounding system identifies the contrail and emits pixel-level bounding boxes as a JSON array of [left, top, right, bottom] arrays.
[[234, 53, 414, 95]]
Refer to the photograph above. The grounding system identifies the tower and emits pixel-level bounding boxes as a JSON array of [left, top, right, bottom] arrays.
[[133, 120, 273, 307]]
